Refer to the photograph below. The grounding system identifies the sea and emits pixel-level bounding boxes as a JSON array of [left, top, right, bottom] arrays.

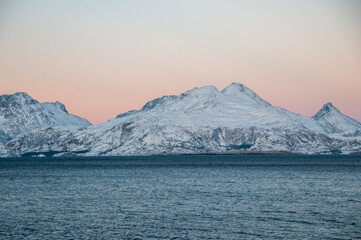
[[0, 155, 360, 239]]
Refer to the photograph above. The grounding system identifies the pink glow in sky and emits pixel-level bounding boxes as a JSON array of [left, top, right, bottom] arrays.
[[0, 0, 360, 124]]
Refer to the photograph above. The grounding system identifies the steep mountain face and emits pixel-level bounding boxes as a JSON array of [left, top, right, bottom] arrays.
[[0, 92, 91, 156], [1, 84, 361, 157], [312, 102, 361, 136]]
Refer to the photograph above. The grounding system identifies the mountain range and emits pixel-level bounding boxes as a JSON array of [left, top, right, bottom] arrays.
[[1, 83, 360, 157]]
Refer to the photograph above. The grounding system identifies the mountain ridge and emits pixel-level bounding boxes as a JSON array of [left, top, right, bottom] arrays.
[[1, 83, 360, 157], [0, 92, 91, 143]]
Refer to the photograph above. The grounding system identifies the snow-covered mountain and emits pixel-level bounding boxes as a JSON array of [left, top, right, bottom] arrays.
[[1, 84, 361, 157], [312, 102, 361, 137], [0, 92, 91, 156]]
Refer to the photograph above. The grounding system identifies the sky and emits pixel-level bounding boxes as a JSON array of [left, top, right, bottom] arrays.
[[0, 0, 360, 124]]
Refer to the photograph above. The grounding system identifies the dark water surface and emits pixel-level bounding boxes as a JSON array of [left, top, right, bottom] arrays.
[[1, 155, 361, 239]]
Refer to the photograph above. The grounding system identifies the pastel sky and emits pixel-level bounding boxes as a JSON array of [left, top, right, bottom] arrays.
[[1, 0, 360, 124]]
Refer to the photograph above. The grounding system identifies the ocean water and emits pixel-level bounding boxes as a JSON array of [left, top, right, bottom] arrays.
[[0, 155, 361, 240]]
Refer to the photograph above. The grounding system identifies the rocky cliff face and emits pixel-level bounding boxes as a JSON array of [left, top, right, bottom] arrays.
[[1, 84, 360, 157]]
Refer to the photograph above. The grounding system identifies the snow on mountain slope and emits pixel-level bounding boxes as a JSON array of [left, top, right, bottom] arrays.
[[2, 83, 361, 157], [90, 84, 358, 155], [312, 102, 361, 136], [74, 83, 359, 155], [111, 83, 325, 133], [0, 92, 91, 142]]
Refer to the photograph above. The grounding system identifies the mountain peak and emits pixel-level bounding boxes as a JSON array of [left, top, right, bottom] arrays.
[[323, 102, 338, 111], [312, 102, 361, 134], [13, 92, 30, 96], [12, 92, 36, 101], [0, 92, 38, 107], [313, 102, 341, 119], [221, 82, 248, 94], [54, 101, 68, 113], [221, 82, 271, 107]]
